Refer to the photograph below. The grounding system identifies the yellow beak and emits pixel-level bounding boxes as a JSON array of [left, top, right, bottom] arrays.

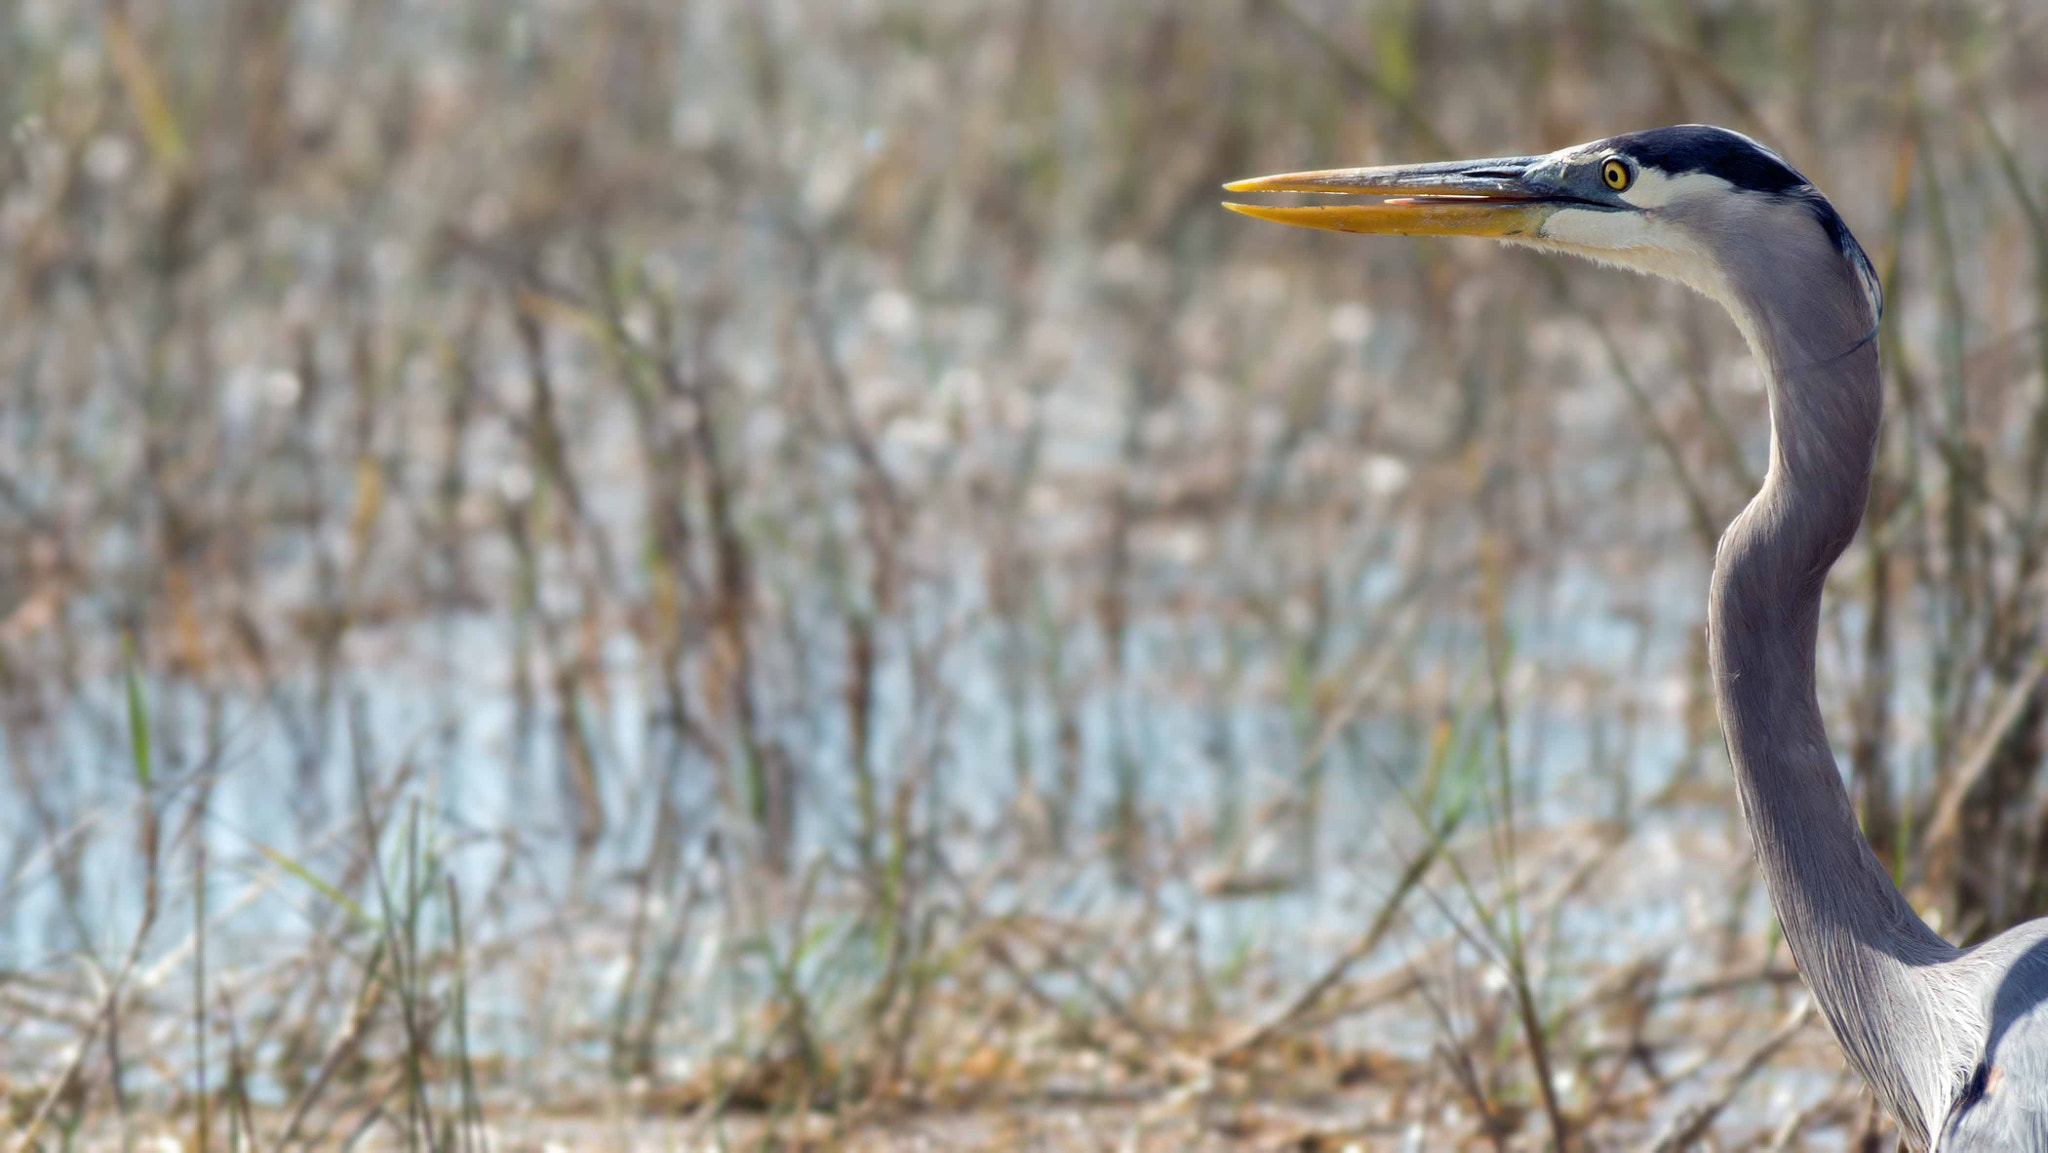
[[1222, 156, 1565, 240]]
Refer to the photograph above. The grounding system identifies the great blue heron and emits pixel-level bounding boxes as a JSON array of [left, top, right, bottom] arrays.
[[1224, 125, 2048, 1149]]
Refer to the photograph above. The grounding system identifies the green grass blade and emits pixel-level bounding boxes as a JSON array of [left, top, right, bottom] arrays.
[[251, 839, 373, 927], [122, 633, 152, 791]]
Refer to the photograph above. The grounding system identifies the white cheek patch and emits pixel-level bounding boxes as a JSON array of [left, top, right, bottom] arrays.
[[1539, 205, 1663, 250], [1532, 206, 1741, 316], [1614, 167, 1735, 209]]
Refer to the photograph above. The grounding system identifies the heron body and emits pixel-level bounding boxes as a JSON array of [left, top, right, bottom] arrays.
[[1226, 125, 2048, 1149]]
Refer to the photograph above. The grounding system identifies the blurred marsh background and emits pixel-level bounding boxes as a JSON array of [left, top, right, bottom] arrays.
[[2, 0, 2046, 1148]]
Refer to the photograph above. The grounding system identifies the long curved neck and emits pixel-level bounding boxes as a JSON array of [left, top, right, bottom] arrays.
[[1708, 268, 1960, 1146]]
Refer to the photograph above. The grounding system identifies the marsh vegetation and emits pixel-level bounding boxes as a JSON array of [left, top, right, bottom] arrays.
[[2, 1, 2046, 1148]]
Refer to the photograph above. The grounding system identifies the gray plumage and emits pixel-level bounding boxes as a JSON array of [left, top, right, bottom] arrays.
[[1942, 937, 2048, 1147], [1224, 125, 2048, 1150], [1689, 162, 2048, 1151]]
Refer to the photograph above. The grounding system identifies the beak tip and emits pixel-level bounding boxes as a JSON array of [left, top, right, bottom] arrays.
[[1221, 179, 1257, 192]]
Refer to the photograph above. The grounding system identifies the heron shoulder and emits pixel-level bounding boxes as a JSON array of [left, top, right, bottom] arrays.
[[1937, 922, 2048, 1149]]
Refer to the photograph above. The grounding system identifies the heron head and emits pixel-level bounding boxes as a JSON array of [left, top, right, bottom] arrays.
[[1224, 124, 1881, 338]]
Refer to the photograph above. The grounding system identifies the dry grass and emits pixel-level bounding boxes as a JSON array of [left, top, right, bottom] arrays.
[[2, 1, 2046, 1148]]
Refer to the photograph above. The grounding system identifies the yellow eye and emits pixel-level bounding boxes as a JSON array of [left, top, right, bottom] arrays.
[[1602, 158, 1631, 191]]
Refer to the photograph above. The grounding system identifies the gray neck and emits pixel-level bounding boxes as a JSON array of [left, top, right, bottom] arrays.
[[1708, 252, 1959, 1145]]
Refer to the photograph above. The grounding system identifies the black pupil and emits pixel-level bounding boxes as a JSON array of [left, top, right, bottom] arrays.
[[1608, 164, 1622, 185]]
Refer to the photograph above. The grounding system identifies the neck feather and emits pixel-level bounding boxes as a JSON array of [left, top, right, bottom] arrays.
[[1707, 259, 1962, 1145]]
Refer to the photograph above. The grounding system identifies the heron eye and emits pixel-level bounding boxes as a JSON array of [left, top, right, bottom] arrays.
[[1602, 158, 1632, 191]]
